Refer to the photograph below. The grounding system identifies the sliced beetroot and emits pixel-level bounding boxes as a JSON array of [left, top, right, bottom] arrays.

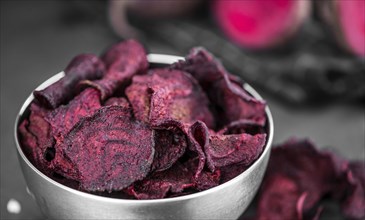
[[53, 106, 155, 192], [319, 0, 365, 57], [23, 103, 55, 173], [256, 174, 304, 220], [81, 40, 148, 100], [125, 74, 152, 123], [126, 68, 215, 128], [187, 121, 210, 178], [33, 54, 105, 109], [171, 47, 266, 127], [205, 133, 266, 171], [253, 139, 365, 220], [151, 120, 188, 172], [212, 0, 310, 50], [46, 88, 101, 143], [18, 119, 39, 164], [127, 162, 194, 199], [184, 157, 221, 191], [149, 69, 214, 128], [341, 161, 365, 219]]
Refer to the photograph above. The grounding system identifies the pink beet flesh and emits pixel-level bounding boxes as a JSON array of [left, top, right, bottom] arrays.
[[338, 0, 365, 57], [213, 0, 302, 49]]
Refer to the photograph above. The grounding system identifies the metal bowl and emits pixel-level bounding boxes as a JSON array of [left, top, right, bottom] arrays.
[[14, 54, 274, 220]]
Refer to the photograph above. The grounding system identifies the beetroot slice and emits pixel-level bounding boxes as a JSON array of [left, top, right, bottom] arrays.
[[151, 120, 188, 172], [126, 68, 215, 128], [22, 103, 54, 173], [127, 162, 194, 199], [205, 133, 266, 171], [341, 161, 365, 219], [171, 47, 266, 127], [46, 88, 101, 142], [81, 40, 148, 100], [184, 157, 221, 191], [125, 74, 152, 123], [149, 69, 214, 128], [212, 0, 310, 49], [53, 106, 154, 192], [256, 174, 303, 220], [319, 0, 365, 57], [187, 121, 210, 178], [254, 139, 365, 220], [33, 54, 105, 109]]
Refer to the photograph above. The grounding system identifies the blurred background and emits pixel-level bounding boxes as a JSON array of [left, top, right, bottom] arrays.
[[1, 0, 364, 219]]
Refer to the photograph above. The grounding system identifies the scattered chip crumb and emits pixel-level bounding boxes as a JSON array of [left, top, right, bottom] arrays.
[[7, 198, 21, 214]]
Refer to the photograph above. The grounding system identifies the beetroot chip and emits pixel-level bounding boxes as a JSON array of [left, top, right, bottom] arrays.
[[46, 88, 101, 143], [125, 74, 152, 123], [205, 133, 266, 171], [21, 103, 55, 173], [252, 139, 364, 220], [34, 54, 105, 109], [172, 47, 266, 127], [53, 106, 154, 192], [187, 121, 210, 177], [341, 161, 365, 219], [151, 120, 188, 172], [148, 69, 214, 128], [127, 162, 194, 199], [126, 69, 215, 128], [184, 157, 221, 191], [256, 174, 304, 220], [82, 40, 148, 100]]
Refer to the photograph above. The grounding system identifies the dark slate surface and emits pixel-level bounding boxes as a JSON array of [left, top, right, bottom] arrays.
[[1, 1, 364, 219]]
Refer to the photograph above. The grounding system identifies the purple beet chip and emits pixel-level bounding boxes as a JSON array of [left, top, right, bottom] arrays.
[[151, 120, 188, 172], [53, 106, 155, 192], [205, 133, 266, 171], [81, 40, 148, 100], [34, 54, 105, 109], [171, 47, 266, 127], [127, 162, 194, 199]]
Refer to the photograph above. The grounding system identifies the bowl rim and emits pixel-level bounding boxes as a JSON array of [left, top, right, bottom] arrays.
[[14, 53, 274, 204]]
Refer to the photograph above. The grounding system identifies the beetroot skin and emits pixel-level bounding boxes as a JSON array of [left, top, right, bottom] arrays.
[[212, 0, 311, 50], [18, 40, 268, 199]]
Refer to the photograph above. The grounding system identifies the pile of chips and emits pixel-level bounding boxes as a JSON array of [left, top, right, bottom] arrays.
[[18, 40, 268, 199], [251, 139, 365, 220]]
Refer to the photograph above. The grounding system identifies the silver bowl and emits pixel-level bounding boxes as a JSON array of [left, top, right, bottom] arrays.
[[14, 54, 274, 220]]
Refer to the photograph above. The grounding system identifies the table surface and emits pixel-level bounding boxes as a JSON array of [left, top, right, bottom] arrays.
[[1, 1, 364, 219]]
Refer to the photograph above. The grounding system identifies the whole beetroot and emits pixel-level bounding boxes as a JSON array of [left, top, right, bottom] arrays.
[[212, 0, 311, 50], [318, 0, 365, 57]]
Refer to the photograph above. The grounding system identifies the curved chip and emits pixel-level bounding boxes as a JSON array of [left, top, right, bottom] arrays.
[[205, 133, 266, 171], [81, 40, 148, 100], [126, 69, 215, 128], [53, 106, 155, 192], [34, 54, 105, 109], [127, 162, 194, 199], [171, 47, 266, 128], [46, 88, 101, 142], [151, 120, 188, 172]]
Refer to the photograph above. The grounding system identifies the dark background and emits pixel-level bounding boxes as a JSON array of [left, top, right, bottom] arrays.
[[1, 1, 364, 219]]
